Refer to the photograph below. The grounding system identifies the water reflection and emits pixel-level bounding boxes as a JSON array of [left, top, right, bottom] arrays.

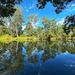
[[0, 41, 75, 75], [0, 42, 24, 74]]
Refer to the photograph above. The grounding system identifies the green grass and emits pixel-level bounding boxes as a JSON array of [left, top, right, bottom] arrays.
[[0, 34, 75, 43], [0, 34, 37, 43]]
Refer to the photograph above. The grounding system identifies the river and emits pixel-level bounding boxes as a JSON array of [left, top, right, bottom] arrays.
[[0, 41, 75, 75]]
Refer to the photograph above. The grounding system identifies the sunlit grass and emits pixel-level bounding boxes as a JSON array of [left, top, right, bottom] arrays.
[[0, 34, 37, 43], [0, 34, 75, 43]]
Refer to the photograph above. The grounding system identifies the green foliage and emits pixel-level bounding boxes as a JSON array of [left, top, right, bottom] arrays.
[[0, 26, 10, 35], [37, 0, 72, 14], [28, 14, 38, 27], [24, 21, 33, 36], [37, 0, 75, 35], [0, 10, 75, 41], [0, 0, 74, 36], [42, 16, 50, 30], [22, 14, 75, 40], [9, 7, 24, 37], [0, 0, 22, 17], [24, 14, 38, 36]]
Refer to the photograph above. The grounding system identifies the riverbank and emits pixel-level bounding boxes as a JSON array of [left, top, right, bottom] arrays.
[[0, 34, 37, 43], [0, 34, 75, 43]]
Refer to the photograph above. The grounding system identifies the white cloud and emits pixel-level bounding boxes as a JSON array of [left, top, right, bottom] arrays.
[[24, 6, 29, 12], [24, 4, 35, 12], [57, 18, 65, 25], [28, 13, 39, 28], [71, 4, 75, 7], [31, 22, 38, 28], [64, 3, 75, 13], [26, 9, 29, 12], [65, 2, 75, 12], [29, 4, 35, 9], [65, 8, 75, 13], [67, 3, 75, 7], [22, 25, 26, 30]]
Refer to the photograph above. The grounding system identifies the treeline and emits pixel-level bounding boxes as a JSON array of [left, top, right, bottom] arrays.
[[0, 7, 75, 41]]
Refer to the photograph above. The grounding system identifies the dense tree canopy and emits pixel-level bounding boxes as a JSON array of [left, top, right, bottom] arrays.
[[0, 0, 75, 37], [37, 0, 73, 14], [0, 0, 22, 17], [64, 14, 75, 34], [0, 0, 73, 17], [9, 7, 23, 37]]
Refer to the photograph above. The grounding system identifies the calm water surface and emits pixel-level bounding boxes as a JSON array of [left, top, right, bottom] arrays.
[[0, 41, 75, 75]]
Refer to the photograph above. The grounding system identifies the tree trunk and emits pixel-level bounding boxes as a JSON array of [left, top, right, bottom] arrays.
[[16, 42, 19, 55], [16, 27, 18, 37]]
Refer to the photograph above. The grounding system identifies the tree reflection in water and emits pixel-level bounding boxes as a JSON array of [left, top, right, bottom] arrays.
[[0, 41, 75, 74], [0, 42, 24, 74]]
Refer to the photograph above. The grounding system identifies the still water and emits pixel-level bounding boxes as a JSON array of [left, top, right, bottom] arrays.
[[0, 41, 75, 75]]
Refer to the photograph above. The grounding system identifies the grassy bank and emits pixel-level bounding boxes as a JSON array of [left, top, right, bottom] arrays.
[[0, 34, 75, 43], [0, 34, 37, 43]]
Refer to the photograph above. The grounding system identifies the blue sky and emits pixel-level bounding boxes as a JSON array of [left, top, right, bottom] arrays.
[[18, 0, 75, 28]]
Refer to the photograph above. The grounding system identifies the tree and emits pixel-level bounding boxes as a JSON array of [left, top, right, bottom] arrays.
[[9, 7, 24, 37], [42, 17, 52, 40], [57, 25, 67, 40], [64, 15, 75, 34], [0, 26, 10, 35], [37, 0, 73, 14], [28, 14, 38, 28], [24, 21, 33, 36], [0, 0, 22, 17], [37, 26, 43, 37], [0, 42, 24, 74], [50, 19, 57, 37], [37, 0, 75, 34], [42, 16, 50, 30], [24, 14, 38, 36]]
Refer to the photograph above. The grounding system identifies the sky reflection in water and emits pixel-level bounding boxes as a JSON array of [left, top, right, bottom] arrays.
[[0, 41, 75, 75]]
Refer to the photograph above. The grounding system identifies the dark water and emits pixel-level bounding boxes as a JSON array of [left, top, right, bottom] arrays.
[[0, 41, 75, 75]]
